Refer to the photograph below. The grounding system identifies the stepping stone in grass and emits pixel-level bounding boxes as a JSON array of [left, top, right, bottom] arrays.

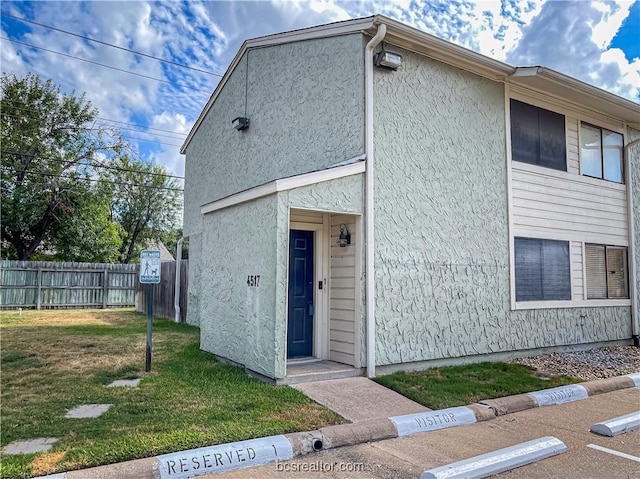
[[65, 404, 112, 419], [107, 378, 142, 388], [2, 438, 59, 455]]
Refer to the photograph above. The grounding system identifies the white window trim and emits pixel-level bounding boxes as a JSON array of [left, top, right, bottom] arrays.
[[583, 243, 630, 302], [287, 218, 329, 363], [514, 299, 631, 310], [501, 88, 632, 311], [509, 87, 625, 133], [577, 121, 625, 185], [201, 159, 365, 215], [513, 237, 572, 304]]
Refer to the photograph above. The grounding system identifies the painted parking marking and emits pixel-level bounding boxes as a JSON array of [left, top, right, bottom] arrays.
[[528, 384, 588, 407], [587, 444, 640, 463], [156, 435, 293, 479], [591, 411, 640, 437], [420, 436, 566, 479], [390, 406, 476, 437]]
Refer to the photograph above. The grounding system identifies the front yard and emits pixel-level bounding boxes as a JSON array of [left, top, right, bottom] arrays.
[[0, 309, 342, 479]]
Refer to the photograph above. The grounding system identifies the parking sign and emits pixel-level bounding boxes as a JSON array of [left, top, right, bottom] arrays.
[[140, 250, 161, 284]]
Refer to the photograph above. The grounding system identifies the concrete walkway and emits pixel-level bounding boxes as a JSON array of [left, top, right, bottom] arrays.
[[293, 377, 430, 423]]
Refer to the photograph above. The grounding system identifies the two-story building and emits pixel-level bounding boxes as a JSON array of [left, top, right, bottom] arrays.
[[180, 15, 640, 384]]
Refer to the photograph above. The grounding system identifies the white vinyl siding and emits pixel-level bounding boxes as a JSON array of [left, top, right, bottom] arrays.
[[566, 117, 580, 174], [507, 89, 630, 310], [289, 209, 324, 225], [571, 241, 584, 301], [329, 214, 356, 365], [512, 162, 628, 246]]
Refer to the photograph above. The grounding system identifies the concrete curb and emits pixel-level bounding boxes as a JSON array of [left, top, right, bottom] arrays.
[[33, 372, 640, 479]]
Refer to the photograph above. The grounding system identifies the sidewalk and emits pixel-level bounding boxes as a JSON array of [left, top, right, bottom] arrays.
[[31, 372, 639, 479], [293, 377, 430, 423]]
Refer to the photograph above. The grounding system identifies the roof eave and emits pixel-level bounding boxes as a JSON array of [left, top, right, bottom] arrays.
[[180, 17, 376, 154], [508, 66, 640, 128], [370, 15, 514, 81]]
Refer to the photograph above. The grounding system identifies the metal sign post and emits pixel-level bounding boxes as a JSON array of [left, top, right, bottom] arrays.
[[139, 250, 161, 372]]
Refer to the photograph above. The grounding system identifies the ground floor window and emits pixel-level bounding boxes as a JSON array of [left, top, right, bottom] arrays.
[[515, 237, 571, 301], [585, 244, 628, 299]]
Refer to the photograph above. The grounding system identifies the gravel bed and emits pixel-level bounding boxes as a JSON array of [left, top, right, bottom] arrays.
[[509, 346, 640, 381]]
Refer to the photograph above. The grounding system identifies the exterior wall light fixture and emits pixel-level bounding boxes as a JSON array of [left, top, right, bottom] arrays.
[[232, 117, 250, 131], [374, 49, 402, 71], [338, 224, 351, 247]]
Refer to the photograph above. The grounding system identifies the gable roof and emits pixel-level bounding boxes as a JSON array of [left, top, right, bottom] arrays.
[[181, 14, 640, 154]]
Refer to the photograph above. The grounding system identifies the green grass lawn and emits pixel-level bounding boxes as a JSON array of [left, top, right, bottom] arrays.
[[374, 362, 582, 410], [0, 309, 342, 479]]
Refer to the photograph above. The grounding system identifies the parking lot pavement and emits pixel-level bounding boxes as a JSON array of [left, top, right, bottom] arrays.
[[207, 387, 639, 479]]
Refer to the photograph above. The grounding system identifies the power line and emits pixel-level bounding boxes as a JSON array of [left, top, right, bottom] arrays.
[[3, 170, 184, 193], [96, 117, 187, 136], [119, 134, 182, 148], [95, 123, 185, 141], [1, 150, 185, 180], [1, 37, 212, 94], [1, 102, 189, 137], [2, 166, 184, 192], [2, 12, 223, 77]]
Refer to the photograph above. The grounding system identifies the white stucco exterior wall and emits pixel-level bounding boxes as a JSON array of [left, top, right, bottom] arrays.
[[197, 174, 364, 380], [183, 34, 366, 331], [372, 47, 631, 367], [199, 195, 280, 378], [183, 33, 365, 239]]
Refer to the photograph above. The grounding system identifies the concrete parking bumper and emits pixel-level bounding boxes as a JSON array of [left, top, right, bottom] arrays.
[[33, 373, 639, 479]]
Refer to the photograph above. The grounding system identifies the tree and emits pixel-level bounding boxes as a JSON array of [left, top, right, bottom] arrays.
[[103, 155, 182, 264], [162, 228, 189, 260], [0, 73, 123, 260]]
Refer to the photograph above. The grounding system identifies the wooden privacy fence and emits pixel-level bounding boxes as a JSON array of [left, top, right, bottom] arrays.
[[0, 260, 137, 309], [135, 260, 188, 323]]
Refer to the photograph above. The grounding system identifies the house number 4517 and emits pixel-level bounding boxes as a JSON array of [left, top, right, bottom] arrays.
[[247, 275, 260, 287]]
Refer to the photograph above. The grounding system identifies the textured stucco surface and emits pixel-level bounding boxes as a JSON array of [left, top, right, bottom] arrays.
[[286, 174, 364, 213], [199, 195, 279, 378], [196, 175, 364, 379], [372, 47, 631, 366], [183, 33, 364, 237], [273, 174, 365, 377], [185, 231, 202, 326]]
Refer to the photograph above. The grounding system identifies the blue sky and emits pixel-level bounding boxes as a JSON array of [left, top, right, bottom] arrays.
[[1, 0, 639, 181]]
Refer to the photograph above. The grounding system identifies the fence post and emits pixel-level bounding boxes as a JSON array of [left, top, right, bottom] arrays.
[[102, 269, 108, 309], [36, 268, 42, 310]]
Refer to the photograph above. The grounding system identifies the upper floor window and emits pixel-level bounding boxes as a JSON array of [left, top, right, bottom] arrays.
[[510, 99, 566, 172], [580, 123, 624, 183]]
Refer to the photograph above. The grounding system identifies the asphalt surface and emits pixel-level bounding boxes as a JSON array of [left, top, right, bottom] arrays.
[[209, 387, 640, 479]]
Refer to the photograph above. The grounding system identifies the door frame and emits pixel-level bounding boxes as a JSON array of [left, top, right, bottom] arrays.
[[288, 213, 329, 362]]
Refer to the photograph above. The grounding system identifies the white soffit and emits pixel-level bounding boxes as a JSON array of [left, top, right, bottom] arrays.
[[200, 160, 366, 215], [509, 67, 640, 128], [181, 15, 640, 154]]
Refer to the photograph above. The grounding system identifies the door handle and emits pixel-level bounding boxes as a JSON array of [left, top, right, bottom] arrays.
[[308, 302, 314, 316]]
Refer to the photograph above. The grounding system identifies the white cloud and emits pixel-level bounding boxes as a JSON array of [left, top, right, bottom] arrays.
[[2, 0, 638, 182], [506, 0, 639, 100]]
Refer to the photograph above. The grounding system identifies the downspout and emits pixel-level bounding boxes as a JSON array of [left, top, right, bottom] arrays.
[[174, 237, 184, 323], [365, 23, 386, 377], [625, 138, 640, 346]]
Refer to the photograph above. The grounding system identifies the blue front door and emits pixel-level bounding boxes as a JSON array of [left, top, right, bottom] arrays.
[[287, 230, 314, 358]]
